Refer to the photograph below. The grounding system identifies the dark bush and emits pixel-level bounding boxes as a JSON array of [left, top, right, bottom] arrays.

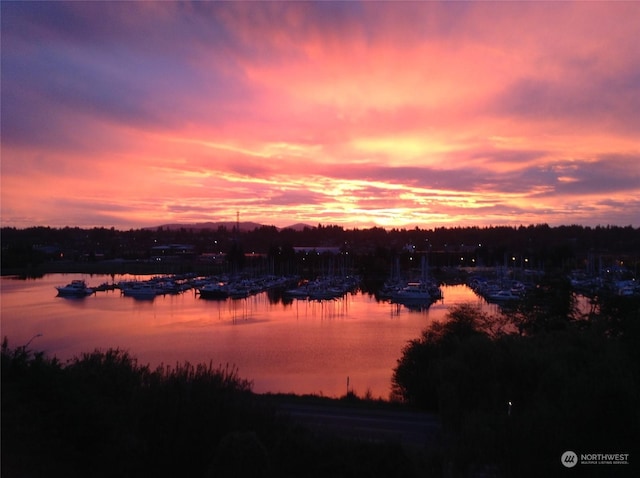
[[391, 303, 640, 476], [1, 343, 263, 477]]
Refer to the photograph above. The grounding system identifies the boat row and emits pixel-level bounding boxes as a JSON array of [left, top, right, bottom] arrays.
[[195, 275, 298, 300], [55, 274, 298, 300], [283, 276, 361, 301], [569, 271, 640, 297], [468, 277, 528, 303], [56, 278, 191, 299]]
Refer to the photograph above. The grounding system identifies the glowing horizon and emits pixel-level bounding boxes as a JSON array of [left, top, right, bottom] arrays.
[[2, 1, 639, 230]]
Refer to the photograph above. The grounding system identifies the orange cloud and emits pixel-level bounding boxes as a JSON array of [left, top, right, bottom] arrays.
[[2, 1, 639, 229]]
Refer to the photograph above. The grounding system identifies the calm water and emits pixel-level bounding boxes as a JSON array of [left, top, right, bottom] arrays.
[[1, 274, 488, 398]]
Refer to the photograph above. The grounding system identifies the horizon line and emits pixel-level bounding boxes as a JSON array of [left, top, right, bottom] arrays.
[[2, 221, 638, 232]]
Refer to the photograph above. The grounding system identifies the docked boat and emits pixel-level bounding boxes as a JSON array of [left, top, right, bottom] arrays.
[[486, 289, 520, 302], [284, 276, 360, 301], [56, 280, 94, 297], [121, 283, 158, 300], [391, 282, 434, 304], [198, 282, 229, 300], [93, 282, 117, 292]]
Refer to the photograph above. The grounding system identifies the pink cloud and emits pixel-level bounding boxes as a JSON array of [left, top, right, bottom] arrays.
[[2, 1, 639, 229]]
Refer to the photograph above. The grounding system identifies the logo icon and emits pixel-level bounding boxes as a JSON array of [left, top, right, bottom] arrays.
[[561, 451, 578, 468]]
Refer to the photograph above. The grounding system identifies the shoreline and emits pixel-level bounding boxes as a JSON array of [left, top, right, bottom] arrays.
[[1, 259, 221, 277]]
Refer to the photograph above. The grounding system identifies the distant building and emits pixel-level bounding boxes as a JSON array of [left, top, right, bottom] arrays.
[[150, 244, 196, 261]]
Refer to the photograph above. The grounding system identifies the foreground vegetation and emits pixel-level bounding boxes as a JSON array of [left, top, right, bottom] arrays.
[[2, 342, 421, 478], [392, 286, 640, 476]]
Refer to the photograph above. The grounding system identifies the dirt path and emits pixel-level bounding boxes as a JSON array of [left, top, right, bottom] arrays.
[[275, 399, 441, 449]]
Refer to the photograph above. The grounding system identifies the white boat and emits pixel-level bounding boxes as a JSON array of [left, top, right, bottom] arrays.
[[486, 289, 520, 302], [391, 282, 433, 304], [122, 283, 158, 299], [56, 280, 94, 297]]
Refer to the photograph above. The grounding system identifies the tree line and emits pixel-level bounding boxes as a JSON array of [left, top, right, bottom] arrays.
[[2, 223, 639, 275]]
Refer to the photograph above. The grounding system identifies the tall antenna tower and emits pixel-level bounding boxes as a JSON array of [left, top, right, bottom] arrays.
[[236, 210, 240, 234]]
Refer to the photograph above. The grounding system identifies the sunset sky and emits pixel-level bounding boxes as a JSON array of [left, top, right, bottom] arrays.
[[2, 1, 639, 230]]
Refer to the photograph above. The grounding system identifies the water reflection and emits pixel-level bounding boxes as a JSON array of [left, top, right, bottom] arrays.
[[1, 273, 489, 398]]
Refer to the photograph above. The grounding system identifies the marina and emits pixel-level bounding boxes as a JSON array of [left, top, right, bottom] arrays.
[[2, 273, 485, 399], [3, 268, 633, 398]]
